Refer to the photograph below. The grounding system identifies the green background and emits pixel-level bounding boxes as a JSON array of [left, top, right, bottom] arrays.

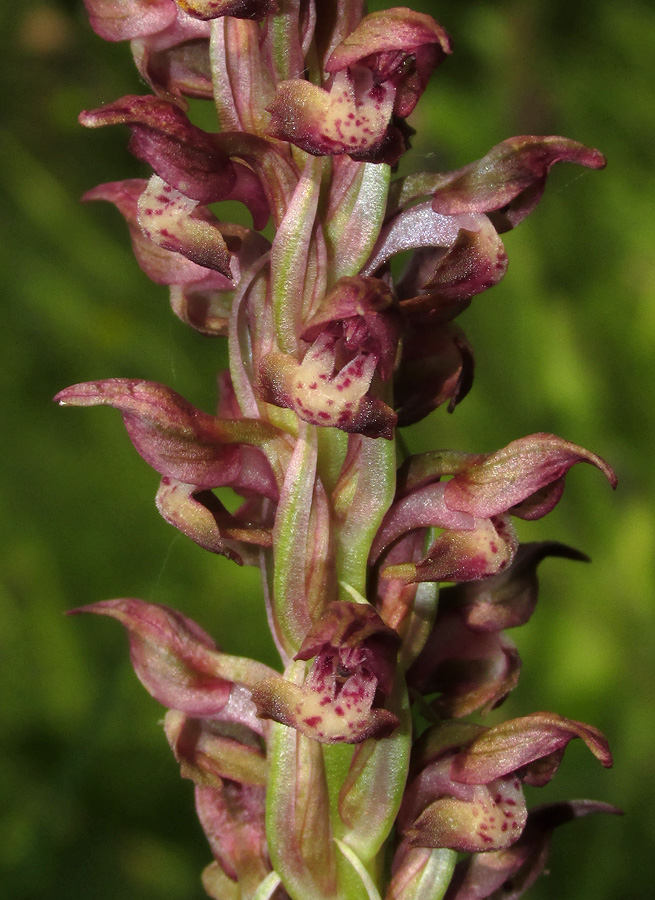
[[1, 1, 653, 898]]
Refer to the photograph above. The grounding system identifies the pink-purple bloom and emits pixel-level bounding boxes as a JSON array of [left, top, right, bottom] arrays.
[[62, 2, 619, 898]]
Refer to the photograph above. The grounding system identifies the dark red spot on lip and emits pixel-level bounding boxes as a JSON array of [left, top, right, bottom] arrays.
[[303, 716, 322, 728], [334, 706, 344, 716]]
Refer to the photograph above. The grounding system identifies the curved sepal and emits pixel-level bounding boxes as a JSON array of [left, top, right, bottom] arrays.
[[83, 0, 177, 42], [440, 541, 590, 633], [396, 219, 508, 312], [80, 95, 270, 226], [68, 598, 233, 715], [80, 95, 236, 202], [443, 433, 617, 520], [55, 378, 283, 489], [370, 482, 477, 565], [430, 136, 606, 232], [131, 12, 213, 100], [195, 782, 270, 892], [408, 606, 521, 718], [451, 712, 613, 787], [395, 323, 474, 426]]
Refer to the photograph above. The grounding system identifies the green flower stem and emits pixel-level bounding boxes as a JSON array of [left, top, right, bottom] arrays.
[[271, 155, 324, 354], [272, 422, 318, 656], [333, 433, 396, 601], [399, 528, 441, 669], [268, 0, 305, 82], [325, 163, 391, 280], [390, 848, 457, 900], [267, 710, 338, 900]]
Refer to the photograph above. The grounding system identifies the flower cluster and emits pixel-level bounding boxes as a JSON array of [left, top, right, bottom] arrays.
[[62, 2, 620, 899]]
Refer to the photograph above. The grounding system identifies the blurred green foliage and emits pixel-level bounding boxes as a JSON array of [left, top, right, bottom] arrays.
[[1, 1, 653, 898]]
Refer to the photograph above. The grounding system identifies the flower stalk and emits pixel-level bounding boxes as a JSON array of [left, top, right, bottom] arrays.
[[61, 2, 621, 898]]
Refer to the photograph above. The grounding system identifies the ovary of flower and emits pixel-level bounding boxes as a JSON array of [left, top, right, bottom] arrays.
[[292, 332, 378, 429]]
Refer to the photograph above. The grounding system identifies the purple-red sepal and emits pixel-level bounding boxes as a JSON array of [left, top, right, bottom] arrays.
[[430, 135, 606, 233], [55, 379, 281, 562], [79, 95, 270, 229], [399, 715, 612, 854], [374, 434, 615, 584]]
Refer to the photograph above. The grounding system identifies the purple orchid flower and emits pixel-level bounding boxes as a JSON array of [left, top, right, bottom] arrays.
[[63, 3, 619, 898]]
